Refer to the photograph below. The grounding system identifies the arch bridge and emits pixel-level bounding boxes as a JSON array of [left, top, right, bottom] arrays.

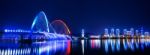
[[30, 11, 71, 40]]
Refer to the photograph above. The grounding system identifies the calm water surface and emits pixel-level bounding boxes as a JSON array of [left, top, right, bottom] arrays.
[[0, 39, 150, 55]]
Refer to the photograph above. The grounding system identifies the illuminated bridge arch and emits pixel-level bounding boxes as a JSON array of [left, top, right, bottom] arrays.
[[31, 11, 55, 33], [51, 20, 71, 35]]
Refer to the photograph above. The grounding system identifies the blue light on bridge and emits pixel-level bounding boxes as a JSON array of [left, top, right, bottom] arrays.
[[4, 29, 30, 33]]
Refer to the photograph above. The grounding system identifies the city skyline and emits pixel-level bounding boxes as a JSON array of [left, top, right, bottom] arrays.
[[0, 0, 150, 34], [0, 0, 150, 55]]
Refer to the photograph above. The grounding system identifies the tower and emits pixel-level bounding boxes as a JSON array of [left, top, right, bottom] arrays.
[[141, 27, 144, 37], [144, 32, 149, 37], [123, 29, 127, 37], [110, 28, 115, 37], [130, 28, 134, 37], [104, 28, 109, 37], [116, 29, 120, 37], [81, 29, 85, 38], [135, 30, 139, 36]]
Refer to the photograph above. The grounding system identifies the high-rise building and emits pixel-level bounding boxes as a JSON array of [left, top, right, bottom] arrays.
[[130, 28, 134, 37], [110, 28, 115, 37], [116, 29, 120, 37], [141, 27, 144, 37], [135, 30, 139, 36], [81, 29, 85, 37], [123, 29, 127, 37], [127, 31, 131, 36], [144, 32, 149, 37], [104, 28, 109, 37]]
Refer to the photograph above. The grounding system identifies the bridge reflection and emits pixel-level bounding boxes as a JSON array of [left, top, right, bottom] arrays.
[[0, 40, 71, 55]]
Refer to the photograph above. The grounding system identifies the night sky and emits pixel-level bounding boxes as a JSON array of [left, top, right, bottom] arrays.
[[0, 0, 150, 34]]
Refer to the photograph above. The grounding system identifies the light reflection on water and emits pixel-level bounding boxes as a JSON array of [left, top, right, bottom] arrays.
[[88, 39, 150, 53], [0, 39, 150, 55], [0, 40, 71, 55], [81, 40, 84, 55]]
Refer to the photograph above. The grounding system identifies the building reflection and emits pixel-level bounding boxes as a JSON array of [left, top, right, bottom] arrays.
[[89, 39, 150, 53], [90, 40, 101, 49], [81, 40, 84, 55], [0, 40, 71, 55]]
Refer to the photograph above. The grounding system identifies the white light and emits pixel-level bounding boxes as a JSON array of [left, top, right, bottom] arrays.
[[20, 30, 24, 32], [4, 29, 8, 32], [21, 49, 22, 54], [16, 49, 18, 55], [10, 49, 12, 55], [18, 30, 21, 32], [12, 30, 15, 32], [81, 29, 85, 37], [10, 30, 13, 32], [1, 50, 4, 55]]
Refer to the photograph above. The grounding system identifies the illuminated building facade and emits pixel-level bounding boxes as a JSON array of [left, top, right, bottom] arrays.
[[110, 28, 115, 37], [135, 30, 139, 36], [130, 28, 134, 37], [123, 29, 127, 37], [81, 29, 85, 37], [102, 27, 149, 38], [116, 29, 120, 37], [144, 32, 149, 37], [104, 28, 109, 37], [141, 27, 144, 37]]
